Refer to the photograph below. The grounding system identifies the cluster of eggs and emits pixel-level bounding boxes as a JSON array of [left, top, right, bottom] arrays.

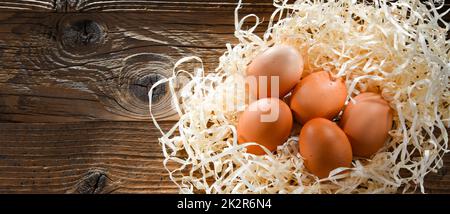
[[237, 45, 393, 178]]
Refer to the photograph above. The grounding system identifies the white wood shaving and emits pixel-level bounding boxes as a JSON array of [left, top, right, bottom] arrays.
[[149, 0, 449, 194]]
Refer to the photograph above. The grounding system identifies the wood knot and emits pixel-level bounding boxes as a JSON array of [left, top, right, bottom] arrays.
[[55, 0, 79, 12], [130, 73, 167, 104], [110, 53, 176, 119], [75, 170, 108, 194], [59, 18, 106, 54]]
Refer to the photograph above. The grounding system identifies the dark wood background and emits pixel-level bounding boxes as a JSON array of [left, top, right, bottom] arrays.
[[0, 0, 448, 193]]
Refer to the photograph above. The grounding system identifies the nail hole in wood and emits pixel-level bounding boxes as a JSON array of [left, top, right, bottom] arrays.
[[60, 19, 105, 54], [129, 73, 167, 104]]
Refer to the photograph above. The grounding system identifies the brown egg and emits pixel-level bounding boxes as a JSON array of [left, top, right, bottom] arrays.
[[247, 45, 304, 98], [299, 118, 353, 178], [237, 98, 293, 155], [340, 92, 393, 158], [290, 71, 347, 124]]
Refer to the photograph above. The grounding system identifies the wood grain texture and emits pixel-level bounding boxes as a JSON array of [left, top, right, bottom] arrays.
[[0, 0, 449, 194], [0, 121, 178, 193], [0, 0, 55, 12], [1, 0, 449, 13], [0, 1, 447, 122], [0, 121, 449, 194], [0, 0, 272, 194], [0, 10, 270, 122], [67, 0, 273, 12], [0, 0, 274, 12]]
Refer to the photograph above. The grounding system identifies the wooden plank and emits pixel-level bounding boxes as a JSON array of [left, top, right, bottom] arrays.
[[53, 0, 450, 13], [0, 3, 447, 123], [65, 0, 273, 13], [0, 0, 55, 12], [0, 10, 271, 123], [0, 121, 178, 193], [47, 0, 450, 15], [424, 157, 450, 194], [0, 121, 448, 193], [0, 0, 274, 12], [0, 0, 448, 15]]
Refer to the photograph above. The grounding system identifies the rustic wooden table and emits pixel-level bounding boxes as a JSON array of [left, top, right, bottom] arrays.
[[0, 0, 448, 194]]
